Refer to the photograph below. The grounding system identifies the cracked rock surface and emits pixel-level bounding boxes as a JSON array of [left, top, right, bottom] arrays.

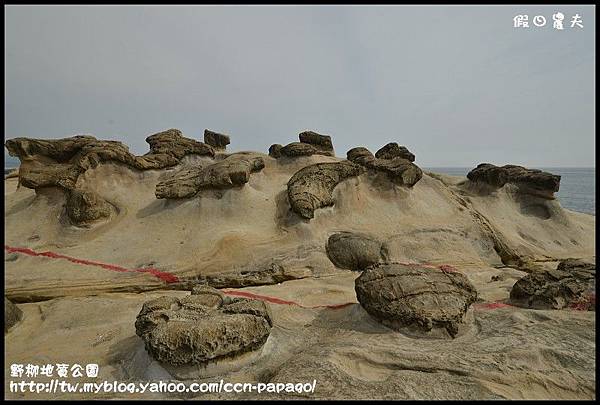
[[467, 164, 561, 197], [355, 263, 478, 338], [155, 153, 265, 199], [135, 289, 272, 366], [509, 259, 595, 310], [326, 232, 387, 271], [287, 161, 361, 219]]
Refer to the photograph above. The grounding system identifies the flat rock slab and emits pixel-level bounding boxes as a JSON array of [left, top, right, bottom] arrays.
[[355, 263, 478, 338]]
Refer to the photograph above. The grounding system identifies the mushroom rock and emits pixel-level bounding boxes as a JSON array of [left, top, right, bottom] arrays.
[[347, 146, 423, 187], [287, 161, 361, 219], [375, 142, 416, 162], [326, 232, 387, 271], [467, 164, 561, 198], [298, 130, 335, 156], [203, 129, 231, 151]]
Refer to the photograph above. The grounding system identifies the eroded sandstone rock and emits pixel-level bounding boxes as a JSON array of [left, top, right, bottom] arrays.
[[298, 131, 334, 156], [5, 297, 23, 333], [204, 129, 231, 151], [155, 153, 265, 199], [347, 146, 423, 187], [375, 142, 416, 162], [135, 293, 272, 367], [355, 263, 478, 338], [268, 144, 283, 158], [326, 232, 387, 271], [509, 259, 595, 310], [287, 161, 361, 219], [467, 164, 561, 197], [5, 130, 215, 225]]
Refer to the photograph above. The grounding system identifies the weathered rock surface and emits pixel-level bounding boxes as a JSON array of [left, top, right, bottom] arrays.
[[268, 144, 283, 158], [65, 189, 115, 225], [5, 297, 23, 333], [509, 259, 595, 310], [271, 130, 335, 158], [347, 146, 423, 187], [135, 293, 272, 367], [155, 153, 265, 199], [299, 131, 334, 156], [326, 232, 387, 271], [375, 142, 416, 162], [467, 164, 561, 197], [287, 161, 361, 219], [204, 129, 231, 151], [184, 262, 311, 288], [355, 263, 478, 338], [5, 130, 215, 224]]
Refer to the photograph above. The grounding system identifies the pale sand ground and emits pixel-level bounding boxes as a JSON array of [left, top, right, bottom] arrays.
[[4, 154, 596, 399]]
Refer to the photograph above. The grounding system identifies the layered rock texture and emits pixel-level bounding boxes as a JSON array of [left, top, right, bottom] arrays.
[[326, 232, 387, 271], [467, 164, 561, 197], [135, 289, 272, 367], [287, 161, 361, 219], [355, 263, 478, 338], [155, 153, 265, 199], [270, 130, 334, 158], [509, 259, 595, 310], [347, 146, 422, 187]]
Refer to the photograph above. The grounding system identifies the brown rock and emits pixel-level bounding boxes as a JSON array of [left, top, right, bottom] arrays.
[[355, 263, 478, 338], [326, 232, 387, 271], [375, 142, 416, 162], [5, 297, 23, 333], [299, 131, 334, 156], [204, 129, 231, 151], [467, 164, 561, 197], [287, 161, 361, 219], [347, 146, 423, 187]]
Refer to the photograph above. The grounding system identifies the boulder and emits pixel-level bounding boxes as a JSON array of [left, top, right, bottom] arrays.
[[326, 232, 387, 270], [135, 293, 272, 367], [467, 164, 561, 197], [287, 161, 361, 219], [375, 142, 415, 162], [279, 142, 320, 157], [5, 298, 23, 333], [298, 131, 334, 156], [355, 263, 478, 338], [204, 129, 231, 151], [509, 259, 595, 310], [155, 153, 265, 199], [347, 146, 423, 187]]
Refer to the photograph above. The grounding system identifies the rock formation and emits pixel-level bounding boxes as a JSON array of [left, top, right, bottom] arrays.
[[347, 146, 422, 187], [287, 161, 361, 219], [204, 129, 231, 151], [5, 297, 22, 333], [326, 232, 387, 271], [467, 164, 561, 197], [509, 259, 595, 310], [355, 263, 478, 338], [375, 142, 416, 162], [298, 131, 334, 156], [155, 153, 265, 199], [5, 129, 215, 225], [270, 130, 334, 158], [135, 291, 272, 368]]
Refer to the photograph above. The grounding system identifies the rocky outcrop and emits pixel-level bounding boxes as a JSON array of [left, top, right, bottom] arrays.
[[467, 164, 561, 197], [5, 297, 22, 333], [375, 142, 415, 162], [135, 292, 272, 367], [355, 263, 478, 338], [271, 130, 335, 158], [287, 161, 361, 219], [298, 131, 334, 156], [155, 153, 265, 199], [326, 232, 387, 271], [204, 129, 231, 151], [5, 130, 215, 224], [347, 146, 422, 187], [509, 259, 595, 310], [182, 262, 311, 289], [268, 144, 283, 158]]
